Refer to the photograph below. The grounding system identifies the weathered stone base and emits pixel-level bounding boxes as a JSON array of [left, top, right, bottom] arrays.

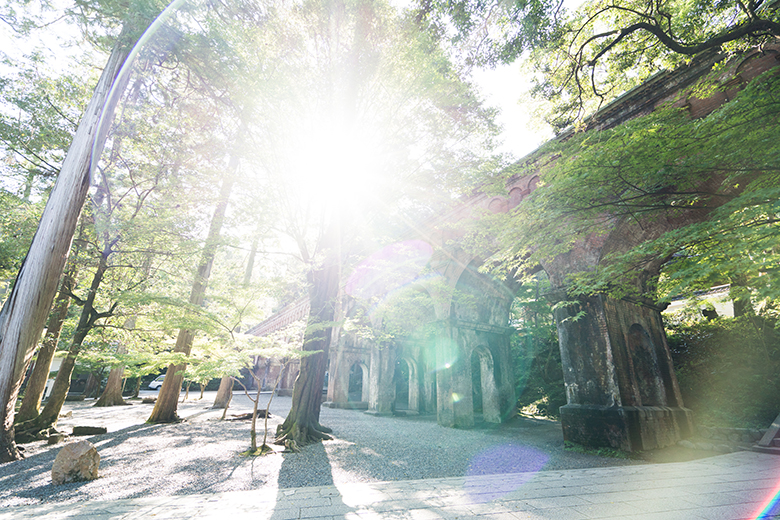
[[323, 401, 369, 410], [560, 404, 694, 452], [364, 410, 393, 417]]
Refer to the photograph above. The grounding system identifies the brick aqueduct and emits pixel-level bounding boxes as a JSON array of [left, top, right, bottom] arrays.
[[245, 46, 780, 451]]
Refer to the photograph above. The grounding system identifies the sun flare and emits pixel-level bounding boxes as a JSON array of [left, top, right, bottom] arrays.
[[287, 116, 385, 210]]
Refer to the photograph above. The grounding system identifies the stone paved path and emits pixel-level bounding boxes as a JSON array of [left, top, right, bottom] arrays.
[[2, 450, 778, 519]]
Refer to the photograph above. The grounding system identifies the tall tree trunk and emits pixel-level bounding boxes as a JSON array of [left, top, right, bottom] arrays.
[[14, 262, 78, 424], [275, 251, 340, 447], [0, 32, 134, 462], [212, 375, 233, 409], [242, 223, 263, 286], [93, 344, 129, 407], [94, 316, 135, 407], [131, 376, 142, 398], [84, 372, 100, 398], [148, 161, 237, 423], [15, 240, 114, 439]]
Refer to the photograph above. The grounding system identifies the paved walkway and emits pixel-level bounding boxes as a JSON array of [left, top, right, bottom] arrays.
[[2, 450, 778, 520]]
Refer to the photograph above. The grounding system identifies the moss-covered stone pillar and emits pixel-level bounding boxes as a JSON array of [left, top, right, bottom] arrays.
[[551, 292, 693, 451]]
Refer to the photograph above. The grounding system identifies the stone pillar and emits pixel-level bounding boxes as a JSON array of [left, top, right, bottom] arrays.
[[552, 292, 693, 451], [405, 359, 420, 413], [474, 346, 500, 423], [326, 342, 349, 405], [494, 334, 517, 421], [360, 363, 370, 402], [422, 349, 437, 413], [434, 323, 474, 428], [367, 343, 395, 415]]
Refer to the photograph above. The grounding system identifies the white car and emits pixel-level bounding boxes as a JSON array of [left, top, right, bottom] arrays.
[[147, 374, 166, 390]]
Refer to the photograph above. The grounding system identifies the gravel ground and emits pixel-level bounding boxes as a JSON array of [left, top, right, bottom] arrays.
[[1, 391, 661, 508]]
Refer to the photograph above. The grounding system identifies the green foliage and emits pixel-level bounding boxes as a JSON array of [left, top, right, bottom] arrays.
[[0, 59, 94, 199], [666, 311, 780, 428], [0, 192, 42, 284], [512, 274, 565, 419], [473, 68, 780, 303], [420, 0, 780, 129]]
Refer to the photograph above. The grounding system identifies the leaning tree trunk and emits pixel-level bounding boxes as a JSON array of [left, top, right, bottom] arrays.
[[275, 254, 340, 448], [0, 32, 134, 462], [148, 164, 236, 424], [15, 242, 114, 440], [14, 261, 78, 424]]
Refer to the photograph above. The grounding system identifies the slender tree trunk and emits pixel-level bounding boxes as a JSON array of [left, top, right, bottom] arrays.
[[0, 30, 134, 462], [132, 376, 142, 398], [221, 386, 234, 420], [148, 163, 237, 423], [250, 385, 260, 451], [242, 223, 263, 286], [15, 262, 78, 424], [15, 241, 114, 438], [275, 252, 340, 447]]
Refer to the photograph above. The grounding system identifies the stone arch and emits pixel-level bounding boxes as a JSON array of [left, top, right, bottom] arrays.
[[508, 187, 525, 208], [451, 260, 516, 326], [348, 361, 369, 403], [488, 197, 507, 213], [627, 323, 666, 406], [393, 357, 420, 413], [470, 345, 501, 423]]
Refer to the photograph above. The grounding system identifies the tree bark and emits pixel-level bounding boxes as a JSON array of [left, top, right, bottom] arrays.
[[14, 262, 78, 424], [275, 252, 340, 447], [0, 33, 133, 462], [93, 344, 129, 407], [148, 162, 237, 423], [94, 316, 136, 407], [212, 375, 233, 408], [15, 239, 114, 439]]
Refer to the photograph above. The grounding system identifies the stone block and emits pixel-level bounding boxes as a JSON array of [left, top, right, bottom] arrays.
[[560, 404, 693, 452], [72, 426, 108, 436], [47, 434, 67, 445], [52, 440, 99, 485]]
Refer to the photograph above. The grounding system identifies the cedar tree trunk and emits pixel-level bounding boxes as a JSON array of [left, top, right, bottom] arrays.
[[212, 375, 233, 408], [15, 240, 114, 439], [148, 164, 236, 423], [275, 255, 340, 447], [0, 34, 133, 461], [93, 344, 128, 407], [94, 316, 135, 407], [15, 263, 78, 424]]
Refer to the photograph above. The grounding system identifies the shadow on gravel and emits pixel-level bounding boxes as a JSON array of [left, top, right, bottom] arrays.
[[278, 442, 335, 489], [0, 413, 277, 507], [269, 443, 358, 520]]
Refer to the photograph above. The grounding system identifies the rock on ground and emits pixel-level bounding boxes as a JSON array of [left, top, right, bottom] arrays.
[[51, 440, 100, 485]]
